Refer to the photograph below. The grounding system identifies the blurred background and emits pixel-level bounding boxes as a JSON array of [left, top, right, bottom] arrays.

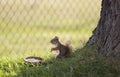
[[0, 0, 101, 59]]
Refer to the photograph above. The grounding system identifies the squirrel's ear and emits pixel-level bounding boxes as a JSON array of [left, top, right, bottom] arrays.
[[55, 36, 59, 39]]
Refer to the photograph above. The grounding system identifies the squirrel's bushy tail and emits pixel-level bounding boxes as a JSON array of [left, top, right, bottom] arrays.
[[65, 40, 72, 55]]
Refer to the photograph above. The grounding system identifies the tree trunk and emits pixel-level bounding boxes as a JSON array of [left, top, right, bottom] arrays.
[[87, 0, 120, 56]]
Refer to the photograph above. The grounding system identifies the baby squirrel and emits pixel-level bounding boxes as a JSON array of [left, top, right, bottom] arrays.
[[50, 36, 72, 59]]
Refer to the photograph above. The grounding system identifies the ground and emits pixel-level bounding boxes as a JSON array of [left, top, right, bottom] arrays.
[[1, 0, 119, 77], [0, 45, 120, 77]]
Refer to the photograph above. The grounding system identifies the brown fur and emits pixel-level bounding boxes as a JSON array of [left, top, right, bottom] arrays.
[[50, 36, 72, 59]]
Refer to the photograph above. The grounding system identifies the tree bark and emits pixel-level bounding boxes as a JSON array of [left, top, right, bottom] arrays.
[[87, 0, 120, 56]]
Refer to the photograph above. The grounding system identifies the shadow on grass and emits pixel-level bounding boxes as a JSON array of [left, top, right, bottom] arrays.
[[14, 45, 120, 77]]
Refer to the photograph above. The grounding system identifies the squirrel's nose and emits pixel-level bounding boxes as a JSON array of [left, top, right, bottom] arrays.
[[50, 40, 52, 43]]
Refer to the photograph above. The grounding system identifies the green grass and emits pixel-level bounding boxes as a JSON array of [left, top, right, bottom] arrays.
[[0, 46, 119, 77], [1, 0, 119, 77]]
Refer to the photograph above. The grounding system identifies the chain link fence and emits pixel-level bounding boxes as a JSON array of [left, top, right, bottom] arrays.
[[0, 0, 101, 58]]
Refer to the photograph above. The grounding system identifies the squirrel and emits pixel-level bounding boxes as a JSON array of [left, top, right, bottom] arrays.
[[50, 36, 72, 59]]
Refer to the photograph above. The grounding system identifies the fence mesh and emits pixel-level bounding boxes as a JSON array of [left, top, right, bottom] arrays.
[[0, 0, 101, 58]]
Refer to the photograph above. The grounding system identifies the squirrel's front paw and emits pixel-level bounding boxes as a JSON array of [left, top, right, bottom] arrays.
[[50, 48, 54, 51]]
